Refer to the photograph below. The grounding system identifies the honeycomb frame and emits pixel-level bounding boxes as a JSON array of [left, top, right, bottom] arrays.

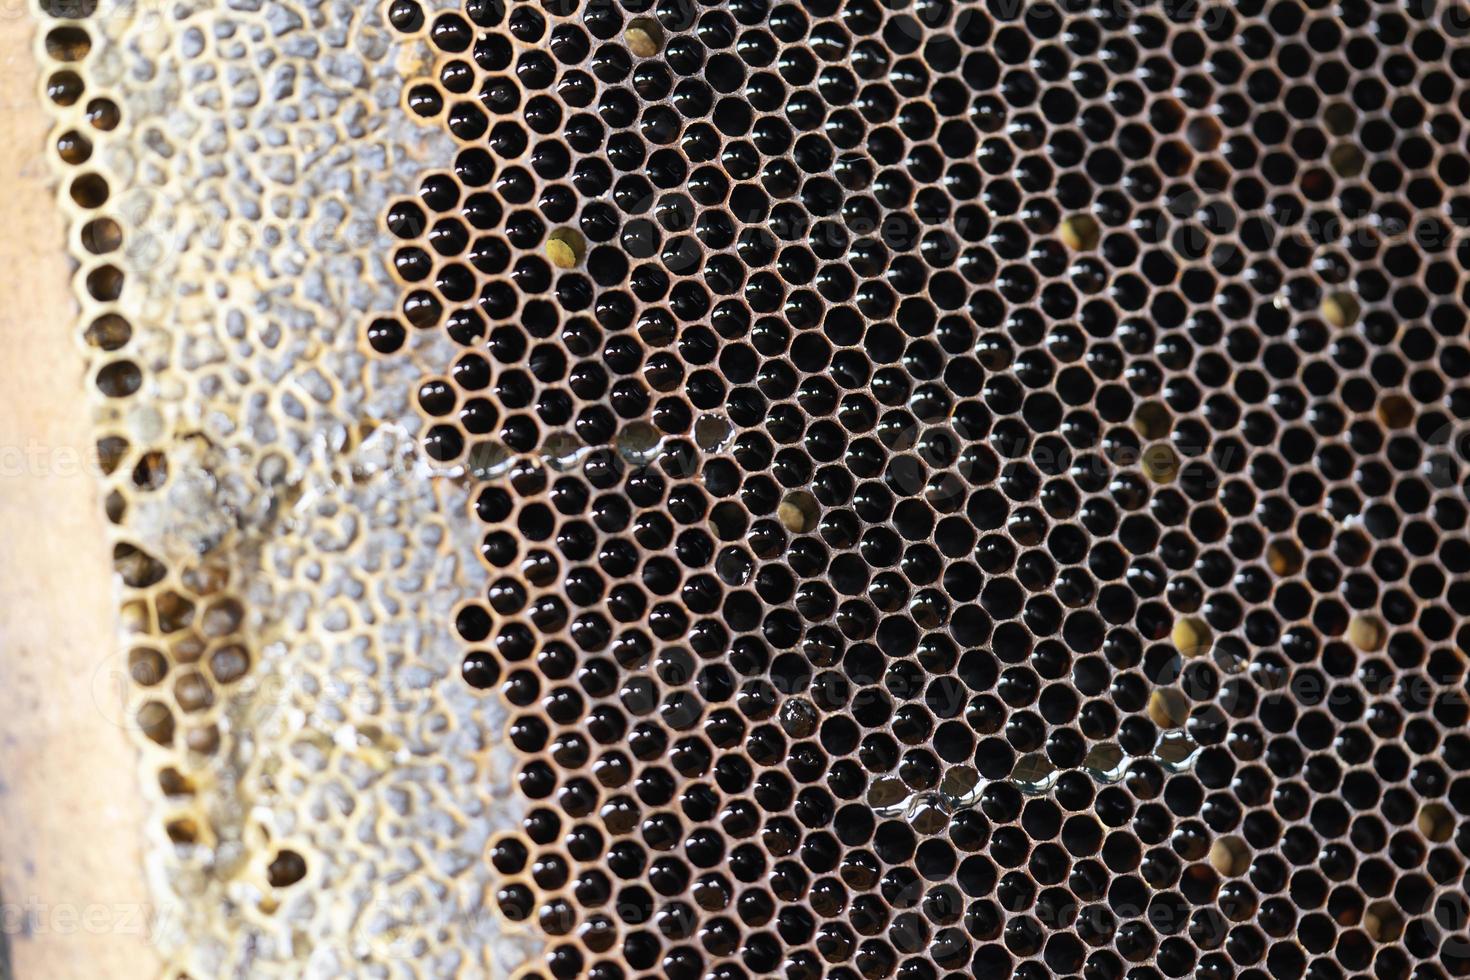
[[28, 0, 1470, 976]]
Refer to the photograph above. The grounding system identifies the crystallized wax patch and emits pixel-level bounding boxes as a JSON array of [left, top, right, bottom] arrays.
[[28, 0, 1470, 977], [32, 0, 531, 974]]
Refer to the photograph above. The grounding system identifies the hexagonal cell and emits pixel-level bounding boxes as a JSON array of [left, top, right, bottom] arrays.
[[351, 2, 1470, 976]]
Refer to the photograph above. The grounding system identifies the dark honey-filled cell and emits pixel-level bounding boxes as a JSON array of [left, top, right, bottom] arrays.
[[367, 0, 1470, 977]]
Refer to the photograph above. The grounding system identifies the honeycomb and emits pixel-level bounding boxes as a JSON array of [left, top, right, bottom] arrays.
[[29, 0, 1470, 976], [366, 1, 1470, 979]]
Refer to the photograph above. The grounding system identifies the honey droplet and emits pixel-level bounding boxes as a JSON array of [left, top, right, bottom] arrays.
[[1348, 614, 1386, 652], [1329, 143, 1365, 178], [546, 228, 585, 269], [466, 440, 514, 479], [939, 765, 983, 810], [1147, 688, 1190, 729], [1081, 742, 1128, 784], [615, 421, 663, 467], [1154, 730, 1201, 773], [1132, 400, 1172, 440], [57, 129, 92, 165], [1141, 442, 1179, 484], [1009, 752, 1059, 795], [1171, 616, 1213, 659], [694, 412, 733, 452], [1209, 836, 1251, 877], [1324, 102, 1356, 136], [540, 431, 586, 471], [1418, 802, 1454, 843], [1212, 642, 1248, 675], [626, 17, 664, 58], [1322, 290, 1360, 328], [1377, 394, 1414, 429], [1364, 901, 1405, 942], [1266, 538, 1303, 576], [778, 697, 817, 738], [1060, 213, 1100, 251], [867, 776, 910, 817], [905, 793, 950, 834], [778, 490, 819, 533]]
